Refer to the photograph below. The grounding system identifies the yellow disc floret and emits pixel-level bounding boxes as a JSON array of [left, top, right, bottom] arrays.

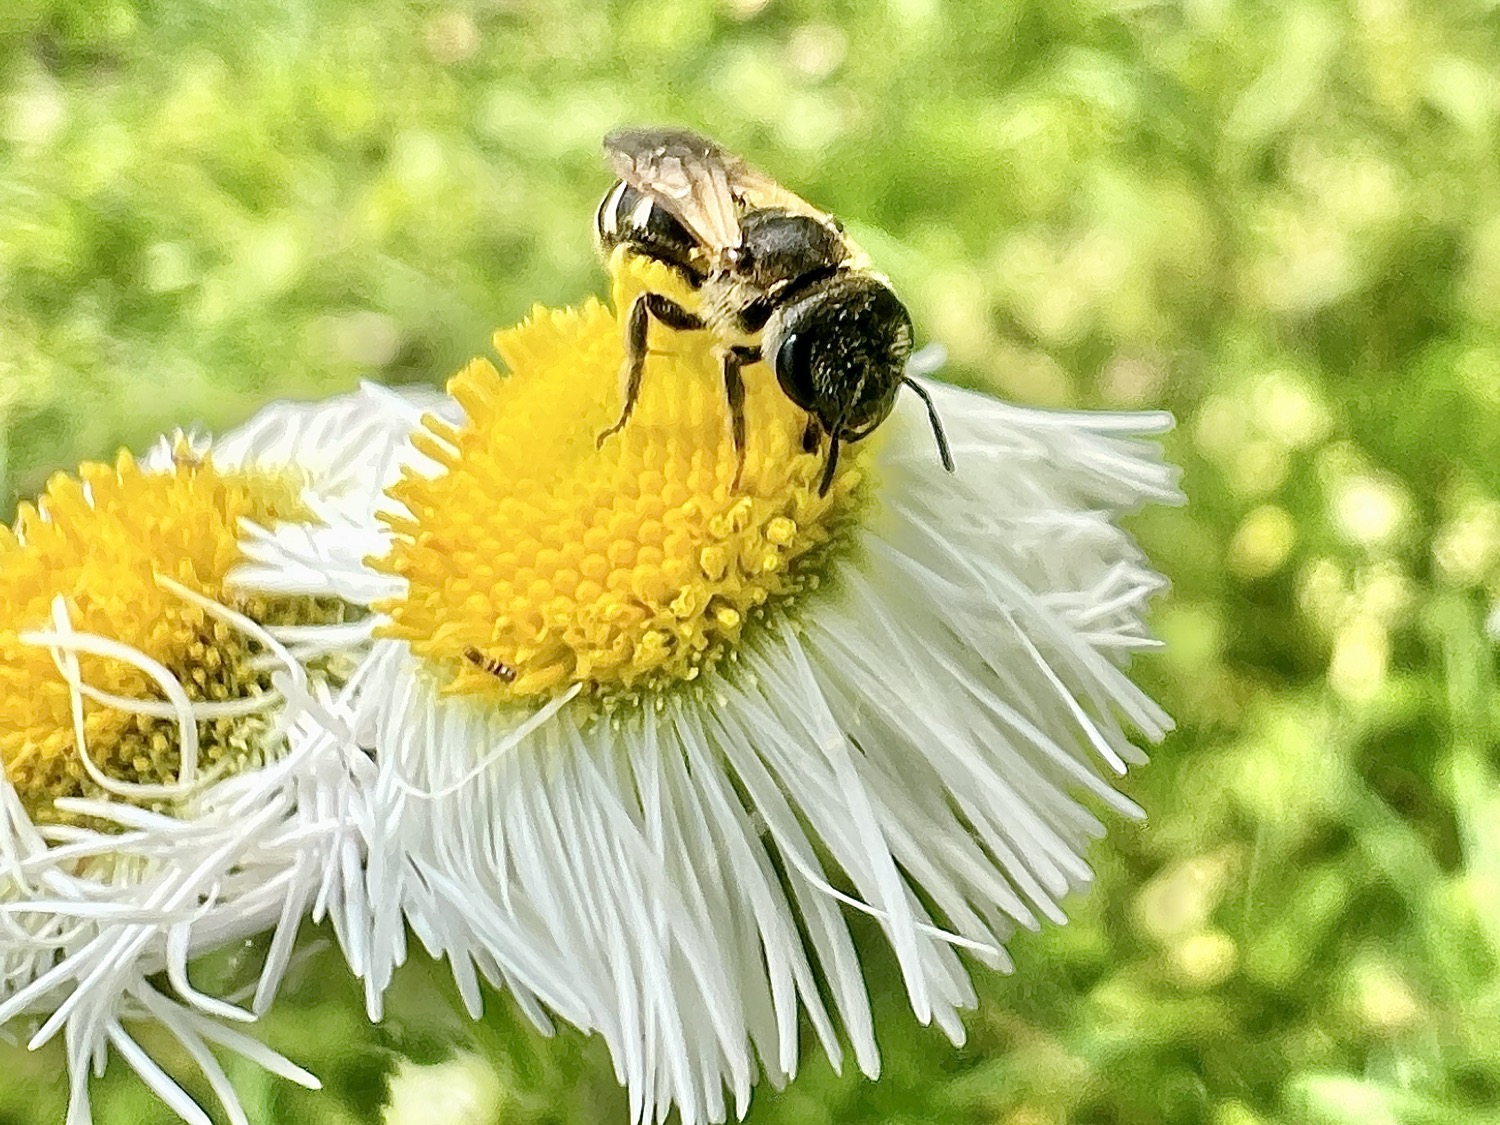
[[375, 258, 871, 701], [0, 450, 350, 824]]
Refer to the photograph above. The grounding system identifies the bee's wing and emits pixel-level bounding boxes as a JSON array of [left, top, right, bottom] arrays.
[[720, 156, 875, 270], [724, 164, 826, 221], [603, 127, 749, 256]]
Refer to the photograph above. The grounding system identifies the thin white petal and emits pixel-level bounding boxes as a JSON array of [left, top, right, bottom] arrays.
[[323, 375, 1179, 1124]]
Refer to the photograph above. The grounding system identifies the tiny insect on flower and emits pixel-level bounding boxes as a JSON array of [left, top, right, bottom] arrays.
[[256, 254, 1182, 1125], [0, 385, 441, 1125]]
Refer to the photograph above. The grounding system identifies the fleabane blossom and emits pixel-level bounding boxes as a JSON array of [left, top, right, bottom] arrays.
[[257, 258, 1181, 1124], [0, 384, 438, 1125]]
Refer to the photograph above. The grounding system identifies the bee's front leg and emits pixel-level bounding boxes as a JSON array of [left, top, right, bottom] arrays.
[[801, 415, 821, 454], [597, 293, 705, 448], [721, 344, 759, 488]]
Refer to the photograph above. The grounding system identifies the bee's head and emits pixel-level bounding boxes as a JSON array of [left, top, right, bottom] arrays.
[[765, 275, 914, 447]]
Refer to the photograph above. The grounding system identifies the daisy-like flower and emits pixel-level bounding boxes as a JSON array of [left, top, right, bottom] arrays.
[[0, 385, 437, 1125], [260, 258, 1180, 1124]]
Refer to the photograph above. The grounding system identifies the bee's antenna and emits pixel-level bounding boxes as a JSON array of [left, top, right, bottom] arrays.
[[901, 376, 955, 473], [818, 434, 841, 497]]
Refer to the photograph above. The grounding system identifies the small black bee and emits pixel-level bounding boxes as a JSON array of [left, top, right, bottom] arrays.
[[593, 126, 954, 495]]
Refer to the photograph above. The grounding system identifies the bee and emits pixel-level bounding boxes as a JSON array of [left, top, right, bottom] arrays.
[[593, 126, 955, 496]]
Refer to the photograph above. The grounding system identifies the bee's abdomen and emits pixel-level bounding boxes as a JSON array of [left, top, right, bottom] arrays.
[[595, 181, 705, 286]]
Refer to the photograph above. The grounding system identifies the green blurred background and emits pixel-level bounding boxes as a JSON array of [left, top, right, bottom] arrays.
[[4, 0, 1500, 1122]]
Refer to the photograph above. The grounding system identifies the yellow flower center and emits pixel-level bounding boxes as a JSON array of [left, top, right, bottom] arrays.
[[0, 450, 352, 825], [376, 258, 872, 701]]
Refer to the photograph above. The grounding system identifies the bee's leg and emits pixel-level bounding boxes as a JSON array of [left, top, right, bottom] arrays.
[[817, 433, 841, 497], [801, 415, 821, 454], [643, 292, 704, 331], [597, 295, 652, 447], [723, 345, 758, 488], [597, 294, 704, 447]]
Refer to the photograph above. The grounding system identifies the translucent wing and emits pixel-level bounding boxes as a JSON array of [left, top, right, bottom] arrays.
[[603, 127, 864, 265], [722, 161, 828, 223], [603, 127, 746, 256], [729, 165, 874, 270]]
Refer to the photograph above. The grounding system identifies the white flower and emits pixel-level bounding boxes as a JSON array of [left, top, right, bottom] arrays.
[[245, 264, 1180, 1125], [0, 384, 439, 1125]]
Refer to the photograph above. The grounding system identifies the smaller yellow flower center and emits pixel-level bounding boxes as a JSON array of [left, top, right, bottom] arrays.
[[376, 258, 870, 701], [0, 449, 352, 825]]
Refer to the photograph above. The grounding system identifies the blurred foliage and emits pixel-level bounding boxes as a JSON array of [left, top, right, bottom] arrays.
[[4, 0, 1500, 1123]]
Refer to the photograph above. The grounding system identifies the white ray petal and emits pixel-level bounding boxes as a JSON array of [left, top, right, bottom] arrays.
[[284, 370, 1181, 1125]]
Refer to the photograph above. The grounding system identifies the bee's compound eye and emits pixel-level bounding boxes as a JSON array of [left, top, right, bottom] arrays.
[[772, 330, 819, 411]]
